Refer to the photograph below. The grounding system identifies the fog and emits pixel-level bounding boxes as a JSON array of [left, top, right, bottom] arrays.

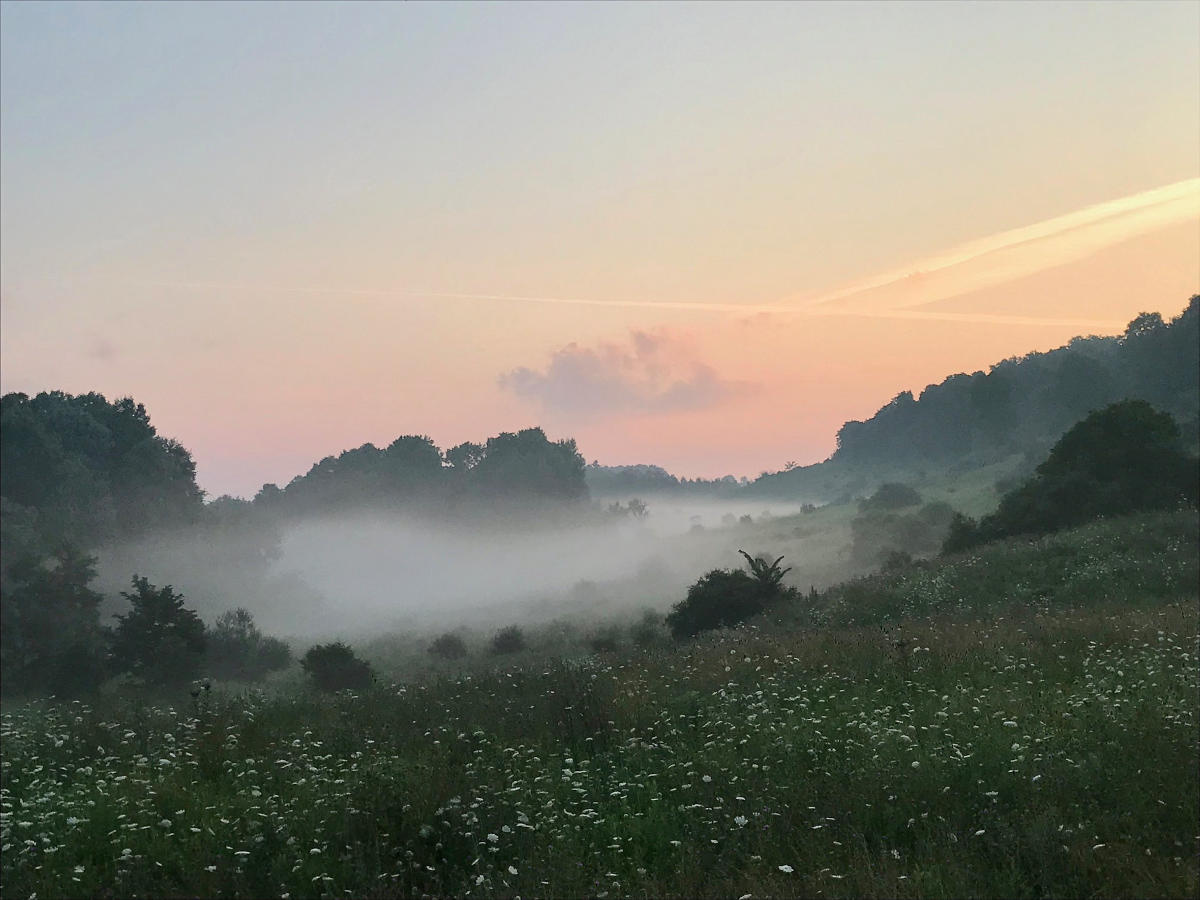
[[94, 496, 834, 643]]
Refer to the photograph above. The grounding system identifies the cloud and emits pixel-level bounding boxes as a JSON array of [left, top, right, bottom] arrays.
[[498, 330, 749, 418]]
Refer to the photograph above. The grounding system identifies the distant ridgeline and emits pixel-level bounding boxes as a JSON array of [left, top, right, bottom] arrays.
[[753, 296, 1199, 498], [0, 390, 589, 570], [584, 463, 746, 498], [253, 427, 587, 517]]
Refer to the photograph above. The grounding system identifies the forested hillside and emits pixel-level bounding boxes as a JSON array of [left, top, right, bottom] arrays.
[[753, 297, 1199, 498]]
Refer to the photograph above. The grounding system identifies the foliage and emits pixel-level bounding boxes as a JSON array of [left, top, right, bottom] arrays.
[[0, 546, 107, 697], [851, 501, 956, 569], [0, 391, 203, 555], [300, 642, 375, 692], [428, 632, 468, 660], [737, 549, 791, 589], [588, 627, 620, 653], [206, 608, 292, 682], [2, 592, 1195, 899], [666, 569, 768, 639], [859, 482, 922, 511], [490, 625, 527, 655], [109, 577, 207, 687], [946, 400, 1199, 551]]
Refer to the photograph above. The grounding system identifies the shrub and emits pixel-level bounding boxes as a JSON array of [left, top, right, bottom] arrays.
[[300, 642, 374, 691], [110, 576, 206, 688], [207, 608, 292, 681], [429, 632, 468, 660], [588, 627, 620, 654], [860, 482, 923, 512], [630, 610, 666, 647], [666, 569, 768, 639], [490, 625, 526, 655]]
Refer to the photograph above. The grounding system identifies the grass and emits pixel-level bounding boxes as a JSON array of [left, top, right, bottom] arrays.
[[2, 512, 1198, 898]]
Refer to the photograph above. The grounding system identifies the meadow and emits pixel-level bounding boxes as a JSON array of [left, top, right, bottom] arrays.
[[2, 511, 1198, 899]]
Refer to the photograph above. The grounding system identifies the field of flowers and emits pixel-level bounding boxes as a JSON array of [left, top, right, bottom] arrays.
[[3, 587, 1197, 898]]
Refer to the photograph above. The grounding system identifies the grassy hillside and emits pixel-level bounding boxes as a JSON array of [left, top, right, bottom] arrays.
[[2, 511, 1196, 898]]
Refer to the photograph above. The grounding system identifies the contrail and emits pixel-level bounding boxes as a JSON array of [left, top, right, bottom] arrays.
[[95, 178, 1197, 330], [778, 177, 1200, 313]]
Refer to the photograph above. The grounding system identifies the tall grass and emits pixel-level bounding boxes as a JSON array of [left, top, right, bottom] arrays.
[[2, 513, 1197, 898]]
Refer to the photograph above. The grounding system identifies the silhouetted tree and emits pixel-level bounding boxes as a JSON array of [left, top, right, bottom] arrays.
[[110, 576, 207, 687], [301, 642, 375, 691]]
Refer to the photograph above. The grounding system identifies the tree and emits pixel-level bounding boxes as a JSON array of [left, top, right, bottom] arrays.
[[429, 632, 468, 659], [110, 576, 207, 687], [946, 400, 1198, 551], [301, 642, 375, 691], [207, 608, 292, 681], [0, 546, 108, 697], [490, 625, 526, 654]]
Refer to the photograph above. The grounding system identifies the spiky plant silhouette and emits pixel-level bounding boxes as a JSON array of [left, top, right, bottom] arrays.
[[738, 550, 791, 589]]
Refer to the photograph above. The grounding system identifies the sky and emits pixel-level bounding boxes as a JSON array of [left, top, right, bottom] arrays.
[[2, 1, 1198, 499]]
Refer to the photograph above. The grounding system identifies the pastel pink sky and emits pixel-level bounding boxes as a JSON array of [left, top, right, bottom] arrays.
[[1, 3, 1198, 497]]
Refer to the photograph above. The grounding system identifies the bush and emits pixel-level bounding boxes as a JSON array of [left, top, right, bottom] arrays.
[[207, 608, 292, 681], [300, 642, 375, 691], [630, 610, 666, 647], [588, 627, 620, 654], [860, 482, 923, 512], [429, 632, 468, 660], [490, 625, 526, 655], [666, 569, 767, 639], [110, 576, 206, 688]]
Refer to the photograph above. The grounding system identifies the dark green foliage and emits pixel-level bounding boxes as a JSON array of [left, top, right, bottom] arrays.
[[738, 549, 791, 588], [490, 625, 526, 655], [947, 400, 1199, 551], [859, 482, 922, 511], [630, 610, 666, 647], [0, 391, 203, 554], [110, 576, 207, 687], [812, 510, 1198, 629], [0, 546, 108, 697], [588, 627, 620, 654], [666, 569, 768, 639], [429, 632, 468, 660], [265, 427, 587, 517], [206, 608, 292, 681], [300, 642, 375, 691], [822, 298, 1198, 473]]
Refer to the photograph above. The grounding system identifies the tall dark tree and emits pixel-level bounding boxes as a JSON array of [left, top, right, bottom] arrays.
[[0, 546, 108, 697], [110, 577, 207, 687]]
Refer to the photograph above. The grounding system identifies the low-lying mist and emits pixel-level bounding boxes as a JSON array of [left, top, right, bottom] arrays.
[[94, 496, 831, 643]]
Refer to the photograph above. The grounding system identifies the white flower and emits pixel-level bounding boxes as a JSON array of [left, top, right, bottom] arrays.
[[702, 775, 712, 783], [508, 865, 518, 875], [476, 875, 485, 885], [734, 815, 748, 827], [911, 761, 920, 769], [778, 865, 794, 873], [1002, 720, 1017, 728], [487, 833, 499, 844]]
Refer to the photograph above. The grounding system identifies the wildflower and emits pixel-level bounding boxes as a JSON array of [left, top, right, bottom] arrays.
[[476, 875, 485, 885], [778, 865, 794, 873], [734, 815, 748, 827], [487, 833, 499, 843], [508, 865, 518, 875], [911, 761, 920, 769], [205, 865, 217, 873], [702, 775, 712, 783]]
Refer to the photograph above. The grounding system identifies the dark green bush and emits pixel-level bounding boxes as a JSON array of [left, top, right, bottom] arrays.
[[490, 625, 526, 655], [207, 608, 292, 681], [301, 642, 375, 691], [429, 632, 468, 660], [860, 482, 922, 512]]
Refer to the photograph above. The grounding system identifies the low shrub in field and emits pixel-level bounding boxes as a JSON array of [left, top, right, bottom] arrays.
[[859, 481, 922, 511], [429, 632, 468, 659], [206, 608, 291, 681], [588, 627, 620, 653], [667, 552, 796, 639], [300, 641, 374, 691], [490, 625, 526, 654]]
